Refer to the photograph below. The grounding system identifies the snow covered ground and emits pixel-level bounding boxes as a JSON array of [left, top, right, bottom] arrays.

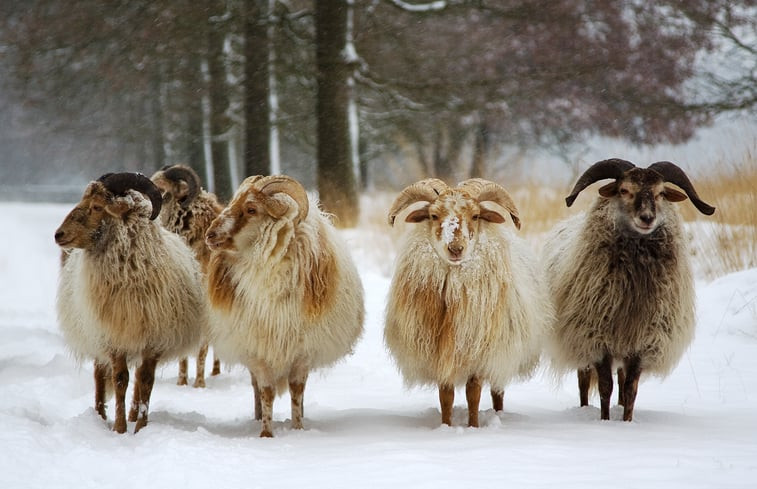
[[1, 201, 755, 488]]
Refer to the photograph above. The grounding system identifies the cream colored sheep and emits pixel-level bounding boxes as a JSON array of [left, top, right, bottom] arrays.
[[55, 172, 206, 433], [543, 159, 715, 421], [385, 178, 551, 427], [204, 175, 364, 437]]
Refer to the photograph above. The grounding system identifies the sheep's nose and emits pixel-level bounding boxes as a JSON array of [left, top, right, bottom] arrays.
[[448, 243, 463, 256], [54, 230, 64, 243], [639, 213, 654, 225]]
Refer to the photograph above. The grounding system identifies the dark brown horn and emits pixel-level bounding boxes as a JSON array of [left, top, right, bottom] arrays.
[[98, 172, 163, 220], [458, 178, 521, 229], [565, 158, 636, 207], [162, 164, 201, 209], [647, 161, 715, 215], [254, 175, 310, 223], [388, 178, 450, 226]]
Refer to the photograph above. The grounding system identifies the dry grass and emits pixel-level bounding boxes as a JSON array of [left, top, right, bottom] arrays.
[[356, 155, 757, 280]]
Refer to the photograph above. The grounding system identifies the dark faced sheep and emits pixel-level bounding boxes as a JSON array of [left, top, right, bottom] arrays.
[[543, 159, 715, 421], [151, 164, 224, 387]]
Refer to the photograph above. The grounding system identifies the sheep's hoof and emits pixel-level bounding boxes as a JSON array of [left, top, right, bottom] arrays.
[[192, 379, 206, 388], [177, 377, 188, 386], [113, 420, 127, 434], [259, 430, 274, 438], [134, 419, 147, 433]]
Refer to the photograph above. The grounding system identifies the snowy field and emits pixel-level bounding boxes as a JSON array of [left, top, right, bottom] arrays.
[[1, 201, 756, 489]]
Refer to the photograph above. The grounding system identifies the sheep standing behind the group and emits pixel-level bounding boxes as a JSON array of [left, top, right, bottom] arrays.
[[55, 172, 206, 433], [204, 175, 364, 437], [151, 164, 224, 387], [384, 178, 551, 427], [543, 159, 715, 421]]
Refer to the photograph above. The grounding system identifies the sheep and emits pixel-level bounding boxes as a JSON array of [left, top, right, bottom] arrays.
[[204, 174, 365, 437], [151, 164, 224, 388], [384, 178, 551, 427], [542, 159, 715, 421], [54, 172, 206, 433]]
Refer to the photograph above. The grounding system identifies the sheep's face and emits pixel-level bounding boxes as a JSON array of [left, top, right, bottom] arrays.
[[151, 172, 190, 210], [205, 178, 299, 252], [54, 183, 126, 249], [599, 168, 687, 235], [406, 191, 504, 265]]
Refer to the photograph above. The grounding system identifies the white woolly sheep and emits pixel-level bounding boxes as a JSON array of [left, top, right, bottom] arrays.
[[543, 159, 715, 421], [204, 174, 365, 437], [384, 178, 551, 427], [55, 172, 206, 433], [151, 164, 224, 387]]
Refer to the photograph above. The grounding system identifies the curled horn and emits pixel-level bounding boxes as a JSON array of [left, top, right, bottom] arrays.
[[648, 161, 716, 215], [98, 172, 163, 220], [565, 158, 636, 207], [388, 178, 449, 226], [162, 165, 201, 209], [458, 178, 521, 229], [254, 175, 310, 223]]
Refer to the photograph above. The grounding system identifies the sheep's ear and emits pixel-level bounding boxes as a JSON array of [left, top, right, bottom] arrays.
[[663, 186, 687, 202], [404, 203, 430, 223], [105, 201, 130, 218], [480, 201, 519, 228], [598, 181, 618, 198]]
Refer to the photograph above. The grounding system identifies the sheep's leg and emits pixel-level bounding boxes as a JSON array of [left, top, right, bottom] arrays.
[[211, 353, 221, 376], [128, 375, 141, 423], [288, 362, 309, 430], [617, 367, 626, 406], [577, 367, 592, 407], [193, 343, 209, 388], [259, 385, 275, 438], [134, 354, 159, 433], [465, 376, 482, 427], [594, 354, 614, 420], [177, 357, 189, 386], [439, 384, 455, 426], [621, 357, 642, 422], [110, 353, 129, 434], [94, 359, 109, 420], [491, 388, 504, 412], [249, 370, 262, 421]]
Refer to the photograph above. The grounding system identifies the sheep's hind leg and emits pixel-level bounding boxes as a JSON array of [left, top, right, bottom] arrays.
[[465, 376, 482, 427], [491, 388, 504, 412], [133, 354, 159, 433], [577, 367, 592, 407], [94, 360, 110, 420], [259, 385, 275, 438], [439, 384, 455, 426], [193, 343, 209, 388], [110, 353, 129, 434], [288, 362, 309, 430], [594, 354, 614, 420], [211, 353, 221, 376], [249, 370, 262, 421], [621, 356, 641, 422]]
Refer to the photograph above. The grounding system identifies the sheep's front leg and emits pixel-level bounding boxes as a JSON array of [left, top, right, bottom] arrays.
[[211, 353, 221, 376], [594, 354, 614, 420], [621, 356, 641, 422], [110, 353, 129, 434], [577, 367, 592, 407], [466, 376, 482, 427], [259, 385, 276, 438], [193, 343, 209, 388], [133, 354, 159, 433], [177, 357, 189, 386], [439, 384, 455, 426], [491, 388, 504, 412], [288, 361, 310, 430], [617, 367, 626, 406], [94, 360, 110, 420]]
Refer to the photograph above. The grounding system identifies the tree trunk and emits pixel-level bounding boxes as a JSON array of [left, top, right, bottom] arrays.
[[315, 0, 359, 227], [470, 120, 489, 179], [207, 2, 233, 201], [244, 0, 271, 178]]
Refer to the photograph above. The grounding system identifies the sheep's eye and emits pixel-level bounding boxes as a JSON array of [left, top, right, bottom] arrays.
[[91, 204, 103, 213], [431, 214, 439, 221], [472, 214, 479, 221], [619, 188, 630, 196], [246, 206, 257, 215]]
